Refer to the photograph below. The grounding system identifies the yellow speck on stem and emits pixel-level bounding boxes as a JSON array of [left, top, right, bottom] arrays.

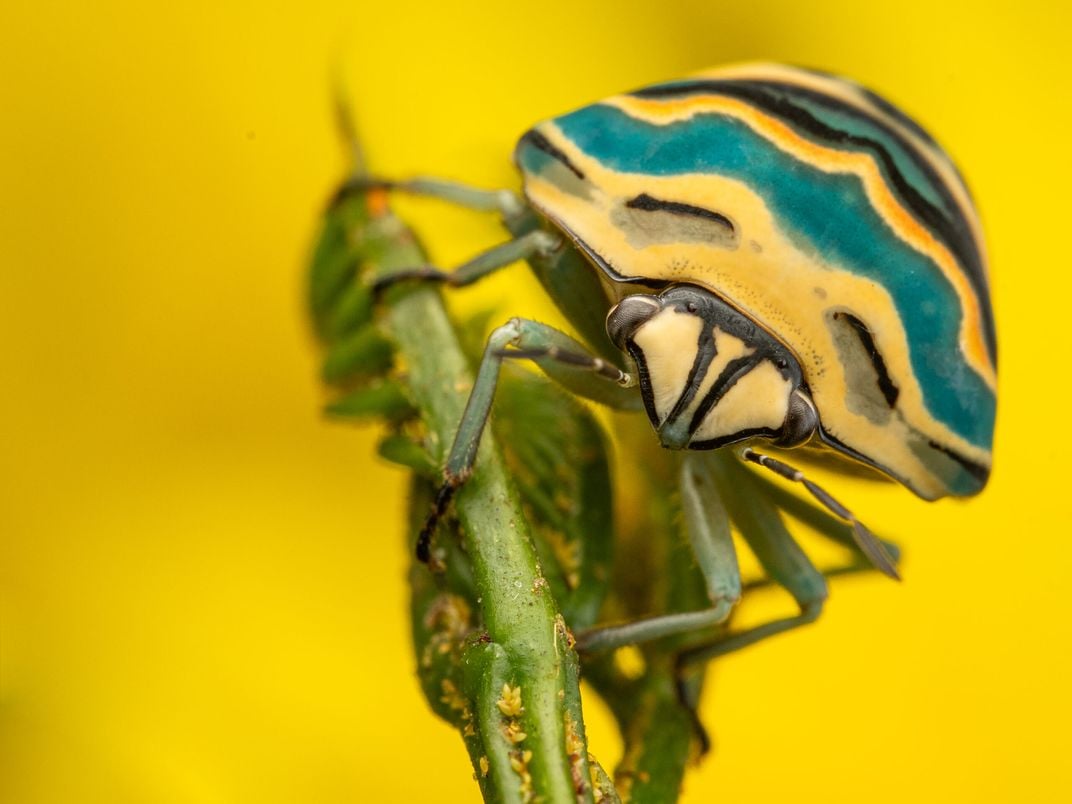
[[496, 683, 524, 717], [439, 679, 468, 712], [503, 721, 528, 744], [508, 749, 535, 803], [564, 711, 585, 756], [589, 754, 607, 801], [555, 614, 577, 651], [421, 594, 473, 669], [479, 756, 490, 777], [565, 711, 589, 799]]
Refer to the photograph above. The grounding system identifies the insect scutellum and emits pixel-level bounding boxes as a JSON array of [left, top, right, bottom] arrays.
[[606, 285, 819, 453]]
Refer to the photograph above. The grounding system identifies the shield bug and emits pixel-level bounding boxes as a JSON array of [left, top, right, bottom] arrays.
[[349, 62, 995, 656]]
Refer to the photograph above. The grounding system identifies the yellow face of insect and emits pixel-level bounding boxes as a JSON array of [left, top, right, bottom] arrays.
[[626, 303, 800, 450]]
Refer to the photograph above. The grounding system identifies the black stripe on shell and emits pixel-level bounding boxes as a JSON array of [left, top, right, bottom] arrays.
[[631, 78, 997, 366]]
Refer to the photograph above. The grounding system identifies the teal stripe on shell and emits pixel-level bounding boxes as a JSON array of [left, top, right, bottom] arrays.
[[641, 78, 956, 217], [549, 103, 995, 450], [760, 90, 953, 216]]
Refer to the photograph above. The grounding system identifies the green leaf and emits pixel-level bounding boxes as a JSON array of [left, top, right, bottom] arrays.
[[377, 433, 437, 475], [308, 198, 365, 330], [325, 381, 415, 422], [320, 323, 394, 385], [324, 278, 375, 339]]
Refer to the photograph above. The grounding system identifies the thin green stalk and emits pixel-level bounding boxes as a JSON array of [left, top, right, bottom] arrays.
[[311, 179, 615, 800], [380, 218, 592, 801]]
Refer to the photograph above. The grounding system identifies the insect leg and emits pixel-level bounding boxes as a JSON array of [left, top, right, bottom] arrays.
[[676, 455, 828, 670], [334, 175, 525, 217], [576, 453, 740, 653], [372, 229, 560, 295], [417, 318, 639, 562], [739, 447, 900, 580]]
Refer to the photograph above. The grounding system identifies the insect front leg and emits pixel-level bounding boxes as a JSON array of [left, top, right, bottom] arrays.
[[417, 318, 640, 563], [576, 453, 741, 653]]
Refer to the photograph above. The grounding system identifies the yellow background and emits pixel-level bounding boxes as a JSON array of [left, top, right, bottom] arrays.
[[2, 1, 1070, 801]]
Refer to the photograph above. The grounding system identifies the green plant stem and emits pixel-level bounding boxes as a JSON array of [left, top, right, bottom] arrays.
[[358, 202, 609, 802]]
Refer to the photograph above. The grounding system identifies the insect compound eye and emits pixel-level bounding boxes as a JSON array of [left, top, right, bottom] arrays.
[[775, 389, 819, 448], [606, 295, 662, 351]]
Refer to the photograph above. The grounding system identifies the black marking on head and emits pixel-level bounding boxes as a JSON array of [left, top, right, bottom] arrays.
[[832, 311, 899, 407], [519, 129, 586, 180], [687, 354, 758, 436], [661, 314, 718, 426], [625, 284, 808, 448], [690, 426, 780, 451], [662, 286, 792, 369], [626, 193, 736, 232], [625, 339, 660, 429], [632, 78, 996, 365]]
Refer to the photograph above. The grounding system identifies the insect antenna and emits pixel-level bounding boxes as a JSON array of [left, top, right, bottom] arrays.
[[739, 447, 901, 580]]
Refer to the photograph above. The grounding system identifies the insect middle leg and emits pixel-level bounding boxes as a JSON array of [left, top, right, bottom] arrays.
[[417, 318, 640, 562]]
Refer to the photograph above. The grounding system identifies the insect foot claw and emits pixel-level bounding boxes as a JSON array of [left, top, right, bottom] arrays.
[[416, 481, 459, 564], [674, 655, 713, 758], [415, 518, 435, 563]]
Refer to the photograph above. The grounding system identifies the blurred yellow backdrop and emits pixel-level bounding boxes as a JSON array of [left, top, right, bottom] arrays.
[[2, 1, 1070, 801]]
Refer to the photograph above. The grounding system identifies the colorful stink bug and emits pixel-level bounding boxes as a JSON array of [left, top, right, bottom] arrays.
[[353, 62, 995, 656]]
